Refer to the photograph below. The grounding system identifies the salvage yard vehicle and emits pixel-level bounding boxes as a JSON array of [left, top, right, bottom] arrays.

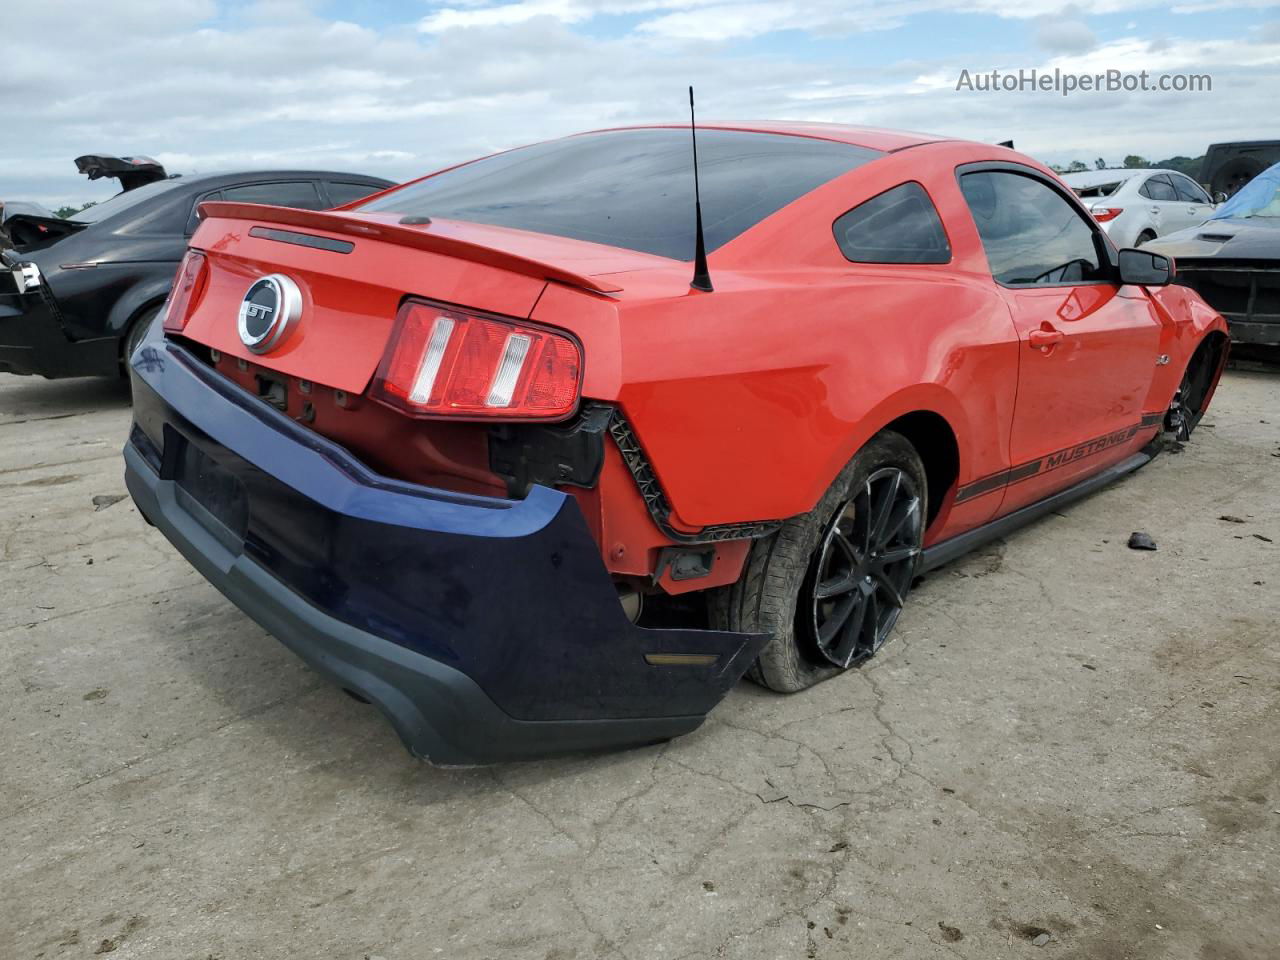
[[123, 123, 1229, 765], [1146, 162, 1280, 346], [1200, 140, 1280, 200], [0, 157, 392, 379], [1062, 167, 1216, 247]]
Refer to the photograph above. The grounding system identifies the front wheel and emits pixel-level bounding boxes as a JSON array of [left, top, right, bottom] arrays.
[[710, 431, 927, 693], [1166, 336, 1225, 441]]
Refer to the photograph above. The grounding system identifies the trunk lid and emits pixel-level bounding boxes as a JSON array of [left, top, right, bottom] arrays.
[[181, 204, 637, 394]]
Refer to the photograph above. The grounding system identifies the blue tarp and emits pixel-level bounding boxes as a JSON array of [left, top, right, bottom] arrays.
[[1211, 161, 1280, 220]]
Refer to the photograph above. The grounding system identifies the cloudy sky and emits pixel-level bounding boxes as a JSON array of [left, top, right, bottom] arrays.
[[5, 0, 1278, 208]]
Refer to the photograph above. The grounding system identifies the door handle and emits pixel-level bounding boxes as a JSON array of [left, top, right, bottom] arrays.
[[1028, 327, 1065, 349]]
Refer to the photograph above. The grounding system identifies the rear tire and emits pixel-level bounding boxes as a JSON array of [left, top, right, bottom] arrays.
[[710, 431, 927, 693]]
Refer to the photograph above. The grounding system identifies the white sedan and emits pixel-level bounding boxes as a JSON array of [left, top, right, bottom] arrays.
[[1061, 168, 1217, 248]]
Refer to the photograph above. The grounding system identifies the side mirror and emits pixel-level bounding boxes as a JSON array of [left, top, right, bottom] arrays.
[[1213, 192, 1228, 204], [1117, 248, 1173, 286]]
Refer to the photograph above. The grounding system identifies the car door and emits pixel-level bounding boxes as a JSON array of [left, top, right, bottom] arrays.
[[1138, 174, 1179, 237], [958, 166, 1163, 515], [1169, 173, 1215, 229]]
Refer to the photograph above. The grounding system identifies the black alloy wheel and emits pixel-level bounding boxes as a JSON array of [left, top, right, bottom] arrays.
[[799, 467, 923, 667]]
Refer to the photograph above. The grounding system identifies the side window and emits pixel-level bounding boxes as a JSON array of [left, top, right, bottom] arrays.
[[960, 170, 1108, 286], [326, 181, 383, 207], [833, 182, 951, 264], [1171, 174, 1210, 203], [220, 181, 325, 210], [1139, 175, 1177, 201]]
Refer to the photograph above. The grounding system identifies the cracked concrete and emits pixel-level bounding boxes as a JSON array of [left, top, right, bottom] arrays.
[[2, 369, 1278, 960]]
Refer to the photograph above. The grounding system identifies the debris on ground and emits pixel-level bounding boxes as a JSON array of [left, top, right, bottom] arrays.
[[1032, 933, 1051, 947], [92, 494, 127, 511], [937, 922, 964, 943], [1128, 532, 1158, 551], [1253, 534, 1274, 543], [1218, 515, 1247, 523]]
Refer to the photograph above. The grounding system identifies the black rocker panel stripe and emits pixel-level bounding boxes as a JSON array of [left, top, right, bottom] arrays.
[[955, 412, 1164, 504]]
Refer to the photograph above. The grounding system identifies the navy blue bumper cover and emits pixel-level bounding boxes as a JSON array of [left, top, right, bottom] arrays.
[[123, 336, 766, 764]]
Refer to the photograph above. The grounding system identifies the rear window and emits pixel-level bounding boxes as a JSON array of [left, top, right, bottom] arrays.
[[70, 179, 184, 224], [357, 129, 882, 260], [1071, 180, 1126, 199]]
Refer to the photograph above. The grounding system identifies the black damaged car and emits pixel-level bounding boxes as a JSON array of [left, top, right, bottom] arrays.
[[1147, 161, 1280, 347], [0, 156, 392, 379]]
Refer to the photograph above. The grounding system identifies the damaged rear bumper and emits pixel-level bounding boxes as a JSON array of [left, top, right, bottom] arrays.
[[123, 331, 766, 765]]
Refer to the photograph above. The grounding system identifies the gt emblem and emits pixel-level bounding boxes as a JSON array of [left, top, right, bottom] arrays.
[[238, 274, 302, 354]]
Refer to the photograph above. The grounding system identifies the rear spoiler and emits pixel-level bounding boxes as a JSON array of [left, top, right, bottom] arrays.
[[197, 201, 623, 295], [75, 154, 168, 193]]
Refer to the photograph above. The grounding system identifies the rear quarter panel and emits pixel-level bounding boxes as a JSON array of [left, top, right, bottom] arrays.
[[597, 143, 1026, 541], [610, 268, 1018, 540]]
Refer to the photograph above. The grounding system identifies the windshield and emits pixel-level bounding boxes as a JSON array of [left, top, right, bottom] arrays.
[[1071, 180, 1125, 199], [357, 129, 882, 260], [70, 178, 184, 224]]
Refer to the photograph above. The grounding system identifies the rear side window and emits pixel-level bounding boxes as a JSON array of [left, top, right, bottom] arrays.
[[356, 129, 882, 261], [833, 182, 950, 264], [327, 181, 383, 207], [221, 181, 325, 210], [1139, 175, 1177, 201], [960, 170, 1108, 286]]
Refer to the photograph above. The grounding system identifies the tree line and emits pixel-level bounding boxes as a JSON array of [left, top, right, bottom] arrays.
[[1048, 155, 1204, 178]]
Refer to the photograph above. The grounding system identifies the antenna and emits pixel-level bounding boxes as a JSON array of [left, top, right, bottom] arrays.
[[688, 86, 713, 293]]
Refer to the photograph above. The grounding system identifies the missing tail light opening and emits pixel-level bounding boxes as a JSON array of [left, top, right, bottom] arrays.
[[371, 298, 582, 421], [162, 250, 209, 333]]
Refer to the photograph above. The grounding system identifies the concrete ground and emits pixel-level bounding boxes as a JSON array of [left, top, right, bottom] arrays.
[[2, 368, 1277, 960]]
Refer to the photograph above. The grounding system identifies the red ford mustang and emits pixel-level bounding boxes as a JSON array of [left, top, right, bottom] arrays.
[[123, 122, 1228, 764]]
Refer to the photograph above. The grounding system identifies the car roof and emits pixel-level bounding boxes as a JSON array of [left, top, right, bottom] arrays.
[[580, 121, 950, 153]]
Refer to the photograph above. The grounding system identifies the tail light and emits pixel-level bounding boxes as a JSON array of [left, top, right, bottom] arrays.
[[1092, 207, 1123, 223], [162, 250, 209, 333], [372, 299, 582, 420]]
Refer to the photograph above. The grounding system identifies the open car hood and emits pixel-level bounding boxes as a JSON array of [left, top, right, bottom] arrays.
[[75, 154, 167, 192]]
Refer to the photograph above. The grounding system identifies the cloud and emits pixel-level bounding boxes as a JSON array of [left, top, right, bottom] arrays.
[[1034, 18, 1098, 53], [3, 0, 1278, 208]]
